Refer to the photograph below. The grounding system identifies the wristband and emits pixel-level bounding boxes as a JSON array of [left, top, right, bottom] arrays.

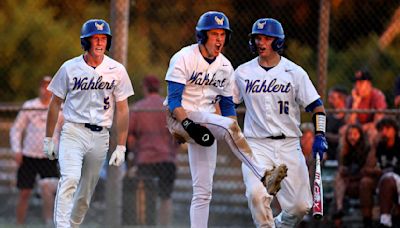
[[312, 112, 326, 134]]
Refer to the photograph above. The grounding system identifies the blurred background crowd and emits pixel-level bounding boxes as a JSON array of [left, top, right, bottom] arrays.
[[0, 0, 400, 227]]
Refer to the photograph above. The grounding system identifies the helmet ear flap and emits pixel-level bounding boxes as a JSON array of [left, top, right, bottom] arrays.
[[106, 36, 112, 51], [272, 38, 285, 52], [248, 37, 256, 53], [81, 38, 90, 51], [196, 31, 207, 44]]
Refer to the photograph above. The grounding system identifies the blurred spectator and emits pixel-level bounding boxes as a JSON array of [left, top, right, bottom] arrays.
[[9, 76, 62, 226], [347, 69, 387, 140], [333, 124, 378, 228], [127, 75, 179, 226], [394, 76, 400, 108], [326, 86, 348, 160], [375, 118, 400, 227]]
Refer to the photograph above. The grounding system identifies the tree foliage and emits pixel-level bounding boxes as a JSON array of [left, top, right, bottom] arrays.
[[0, 0, 399, 107]]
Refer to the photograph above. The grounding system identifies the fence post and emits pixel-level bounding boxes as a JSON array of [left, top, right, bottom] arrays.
[[105, 0, 130, 227], [317, 0, 331, 101]]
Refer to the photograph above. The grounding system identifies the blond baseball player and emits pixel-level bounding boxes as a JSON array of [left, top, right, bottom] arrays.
[[233, 18, 328, 227], [165, 12, 287, 228], [43, 19, 134, 227]]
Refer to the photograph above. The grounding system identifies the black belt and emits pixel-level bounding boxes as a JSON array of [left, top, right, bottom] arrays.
[[267, 134, 286, 140], [84, 123, 103, 132]]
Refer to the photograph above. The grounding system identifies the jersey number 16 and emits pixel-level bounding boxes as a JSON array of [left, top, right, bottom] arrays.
[[278, 101, 289, 115]]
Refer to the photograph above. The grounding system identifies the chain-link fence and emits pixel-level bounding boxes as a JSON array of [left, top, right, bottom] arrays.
[[1, 0, 400, 227]]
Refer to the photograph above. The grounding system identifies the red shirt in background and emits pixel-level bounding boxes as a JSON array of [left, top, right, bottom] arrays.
[[129, 94, 177, 164]]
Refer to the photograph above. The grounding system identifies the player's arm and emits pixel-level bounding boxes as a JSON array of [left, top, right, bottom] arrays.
[[108, 98, 129, 166], [167, 81, 187, 121], [44, 94, 63, 160], [305, 98, 328, 159], [115, 99, 129, 146], [167, 80, 214, 147], [46, 94, 63, 137], [219, 95, 237, 120]]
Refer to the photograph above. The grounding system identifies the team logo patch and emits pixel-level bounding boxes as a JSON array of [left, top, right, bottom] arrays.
[[215, 16, 224, 25], [257, 21, 266, 29], [95, 22, 104, 31]]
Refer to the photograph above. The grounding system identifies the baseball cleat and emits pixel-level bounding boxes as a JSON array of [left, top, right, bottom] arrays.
[[262, 164, 288, 196]]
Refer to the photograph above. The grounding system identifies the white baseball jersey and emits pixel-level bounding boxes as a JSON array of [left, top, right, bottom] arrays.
[[165, 44, 234, 112], [49, 54, 134, 128], [233, 56, 320, 138]]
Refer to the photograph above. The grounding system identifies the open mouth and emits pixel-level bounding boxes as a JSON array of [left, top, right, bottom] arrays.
[[215, 43, 222, 52]]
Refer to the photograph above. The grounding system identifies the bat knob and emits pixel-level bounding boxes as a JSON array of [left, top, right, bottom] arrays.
[[313, 214, 322, 220]]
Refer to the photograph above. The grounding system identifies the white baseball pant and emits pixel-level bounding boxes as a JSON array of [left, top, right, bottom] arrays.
[[242, 137, 313, 228], [54, 122, 109, 228], [167, 111, 265, 228]]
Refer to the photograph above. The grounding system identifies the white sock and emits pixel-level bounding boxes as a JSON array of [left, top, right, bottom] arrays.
[[380, 213, 392, 227]]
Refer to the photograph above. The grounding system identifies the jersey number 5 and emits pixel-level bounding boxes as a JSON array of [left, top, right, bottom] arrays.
[[104, 96, 110, 110], [278, 101, 289, 115]]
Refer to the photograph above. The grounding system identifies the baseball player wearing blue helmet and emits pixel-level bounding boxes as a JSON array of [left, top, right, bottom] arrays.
[[80, 19, 112, 51], [233, 18, 328, 227], [43, 18, 134, 227], [165, 12, 285, 228]]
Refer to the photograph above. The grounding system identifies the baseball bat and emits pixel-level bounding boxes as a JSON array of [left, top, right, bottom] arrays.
[[313, 153, 323, 219]]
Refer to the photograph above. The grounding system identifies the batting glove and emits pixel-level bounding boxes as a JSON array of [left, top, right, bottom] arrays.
[[181, 118, 215, 147], [43, 137, 57, 160], [312, 134, 328, 159], [109, 145, 126, 166]]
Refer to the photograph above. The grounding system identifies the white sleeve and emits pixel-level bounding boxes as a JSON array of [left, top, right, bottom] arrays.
[[114, 66, 134, 102], [48, 65, 69, 99], [220, 65, 235, 98], [232, 70, 243, 104], [296, 69, 320, 108], [165, 52, 188, 84]]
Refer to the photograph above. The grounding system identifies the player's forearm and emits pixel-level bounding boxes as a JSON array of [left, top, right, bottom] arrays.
[[115, 99, 129, 146], [46, 95, 62, 137], [173, 106, 188, 122], [312, 105, 325, 114]]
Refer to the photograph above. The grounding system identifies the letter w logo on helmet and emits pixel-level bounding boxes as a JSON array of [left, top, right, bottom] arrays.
[[214, 16, 224, 25]]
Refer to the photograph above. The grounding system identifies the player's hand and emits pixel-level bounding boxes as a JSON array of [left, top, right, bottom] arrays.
[[181, 118, 215, 147], [109, 145, 126, 166], [312, 134, 328, 159], [43, 137, 57, 160]]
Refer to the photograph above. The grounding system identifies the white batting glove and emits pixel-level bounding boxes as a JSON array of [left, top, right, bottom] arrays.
[[109, 145, 126, 166], [43, 137, 57, 160]]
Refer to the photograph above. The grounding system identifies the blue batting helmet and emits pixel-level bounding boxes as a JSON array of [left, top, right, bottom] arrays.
[[249, 18, 285, 53], [195, 11, 232, 46], [80, 19, 112, 51]]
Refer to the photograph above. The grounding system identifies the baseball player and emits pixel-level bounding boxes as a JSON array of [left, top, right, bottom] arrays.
[[43, 19, 134, 227], [232, 18, 328, 227], [165, 11, 287, 228]]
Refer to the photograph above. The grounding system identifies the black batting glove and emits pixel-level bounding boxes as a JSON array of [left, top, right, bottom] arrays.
[[181, 118, 215, 147]]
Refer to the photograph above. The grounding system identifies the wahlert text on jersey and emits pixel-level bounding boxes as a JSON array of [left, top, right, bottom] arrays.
[[72, 76, 116, 91], [189, 71, 227, 88], [245, 78, 291, 94]]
